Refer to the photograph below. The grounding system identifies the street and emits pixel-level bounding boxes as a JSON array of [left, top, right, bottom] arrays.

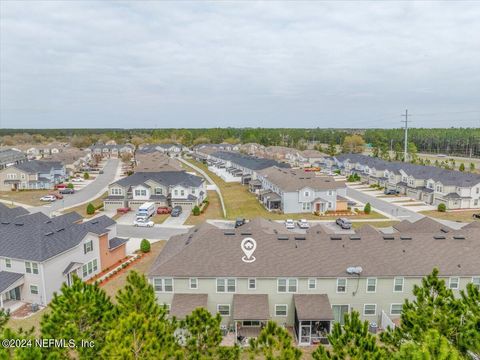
[[116, 224, 189, 239]]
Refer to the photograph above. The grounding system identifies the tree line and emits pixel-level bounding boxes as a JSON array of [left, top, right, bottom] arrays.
[[1, 269, 478, 359]]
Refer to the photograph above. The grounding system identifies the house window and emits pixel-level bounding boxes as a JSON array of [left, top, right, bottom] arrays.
[[243, 321, 260, 327], [472, 277, 480, 290], [154, 278, 174, 292], [84, 240, 93, 254], [93, 259, 98, 272], [308, 278, 316, 290], [328, 202, 332, 209], [363, 304, 377, 316], [189, 278, 198, 289], [332, 305, 349, 325], [366, 278, 377, 293], [134, 189, 147, 197], [277, 278, 297, 293], [304, 191, 310, 197], [275, 304, 288, 317], [217, 304, 230, 316], [248, 278, 256, 290], [174, 190, 178, 196], [336, 278, 347, 293], [25, 262, 38, 274], [393, 277, 404, 292], [5, 259, 11, 268], [302, 202, 311, 211], [328, 190, 333, 196], [155, 187, 163, 195], [163, 304, 170, 313], [449, 277, 459, 290], [30, 285, 39, 295], [192, 189, 196, 194], [217, 278, 236, 293], [111, 188, 122, 195], [390, 304, 402, 316], [180, 190, 185, 196]]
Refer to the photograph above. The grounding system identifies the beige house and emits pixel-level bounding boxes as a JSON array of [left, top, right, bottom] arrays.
[[149, 218, 479, 346]]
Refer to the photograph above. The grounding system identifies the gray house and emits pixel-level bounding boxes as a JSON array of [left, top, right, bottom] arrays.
[[0, 160, 66, 191], [149, 217, 479, 346], [255, 167, 347, 213], [0, 204, 127, 312]]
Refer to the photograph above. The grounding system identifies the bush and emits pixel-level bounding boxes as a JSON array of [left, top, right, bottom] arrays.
[[86, 203, 95, 215], [83, 172, 90, 180], [364, 202, 372, 214], [140, 239, 151, 253], [192, 205, 201, 216], [437, 203, 447, 212], [67, 183, 74, 189]]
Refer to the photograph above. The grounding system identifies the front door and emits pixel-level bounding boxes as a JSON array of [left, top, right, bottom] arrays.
[[300, 323, 311, 345]]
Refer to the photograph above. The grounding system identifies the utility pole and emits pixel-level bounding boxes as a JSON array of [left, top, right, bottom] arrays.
[[401, 109, 411, 162]]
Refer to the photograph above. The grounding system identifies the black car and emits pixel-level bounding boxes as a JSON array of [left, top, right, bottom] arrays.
[[59, 188, 75, 194], [171, 206, 183, 217], [235, 218, 246, 228], [473, 213, 480, 220], [384, 189, 399, 195]]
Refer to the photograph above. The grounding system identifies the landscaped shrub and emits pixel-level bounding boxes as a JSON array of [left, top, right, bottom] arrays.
[[83, 172, 90, 180], [364, 202, 372, 214], [192, 205, 201, 216], [140, 239, 151, 253], [437, 203, 447, 212], [67, 183, 74, 189], [86, 203, 95, 215]]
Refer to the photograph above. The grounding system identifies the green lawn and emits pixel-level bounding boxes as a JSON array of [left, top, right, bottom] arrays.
[[0, 190, 51, 206], [185, 190, 223, 225], [420, 209, 479, 223], [61, 192, 107, 218], [186, 159, 387, 221]]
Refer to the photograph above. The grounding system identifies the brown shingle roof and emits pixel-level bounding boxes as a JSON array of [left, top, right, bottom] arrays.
[[293, 294, 334, 320], [233, 294, 269, 320], [393, 218, 453, 233], [170, 293, 208, 319]]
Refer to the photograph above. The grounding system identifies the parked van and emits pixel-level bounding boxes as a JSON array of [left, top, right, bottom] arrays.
[[136, 202, 156, 219]]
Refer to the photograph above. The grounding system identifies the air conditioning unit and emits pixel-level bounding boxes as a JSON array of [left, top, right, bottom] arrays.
[[346, 266, 363, 275]]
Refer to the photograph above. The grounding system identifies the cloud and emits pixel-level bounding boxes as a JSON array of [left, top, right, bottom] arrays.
[[1, 1, 479, 128]]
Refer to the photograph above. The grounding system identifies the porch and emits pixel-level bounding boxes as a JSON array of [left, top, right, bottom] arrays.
[[0, 271, 25, 312], [260, 192, 282, 211], [233, 294, 270, 347]]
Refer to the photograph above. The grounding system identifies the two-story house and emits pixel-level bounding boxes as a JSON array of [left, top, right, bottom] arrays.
[[0, 148, 27, 170], [148, 217, 479, 346], [104, 171, 206, 211], [0, 160, 66, 191], [255, 167, 347, 213], [0, 204, 128, 312], [89, 144, 135, 159]]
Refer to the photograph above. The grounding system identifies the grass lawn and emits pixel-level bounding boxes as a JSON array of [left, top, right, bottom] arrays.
[[61, 192, 108, 218], [185, 190, 223, 225], [152, 213, 170, 224], [186, 159, 388, 221], [0, 190, 51, 206], [420, 209, 479, 223]]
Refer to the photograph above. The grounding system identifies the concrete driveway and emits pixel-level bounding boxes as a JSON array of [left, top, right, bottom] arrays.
[[117, 224, 189, 240], [33, 159, 120, 216], [162, 206, 191, 226]]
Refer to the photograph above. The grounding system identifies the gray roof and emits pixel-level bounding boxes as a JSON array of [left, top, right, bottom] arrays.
[[210, 151, 290, 171], [0, 148, 26, 165], [109, 237, 128, 250], [12, 160, 64, 174], [0, 210, 115, 262], [113, 171, 204, 189], [149, 217, 480, 278], [0, 203, 29, 221], [293, 294, 334, 321], [233, 294, 269, 320], [0, 271, 24, 293], [170, 293, 208, 319]]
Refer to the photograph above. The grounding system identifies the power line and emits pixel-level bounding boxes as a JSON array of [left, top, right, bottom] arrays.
[[401, 109, 411, 163]]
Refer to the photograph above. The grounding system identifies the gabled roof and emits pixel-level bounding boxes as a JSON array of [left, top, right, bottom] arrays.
[[112, 171, 204, 189], [393, 217, 453, 233], [170, 293, 208, 319], [294, 294, 334, 320], [0, 271, 24, 293], [210, 151, 290, 171], [233, 294, 269, 320], [0, 203, 29, 221], [11, 160, 64, 174]]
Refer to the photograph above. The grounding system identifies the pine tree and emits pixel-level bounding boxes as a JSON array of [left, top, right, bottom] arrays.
[[364, 202, 371, 214], [459, 163, 465, 172], [86, 202, 95, 215], [249, 321, 302, 360], [393, 329, 461, 360], [40, 276, 114, 359], [327, 142, 337, 156], [312, 311, 387, 360], [140, 238, 151, 253]]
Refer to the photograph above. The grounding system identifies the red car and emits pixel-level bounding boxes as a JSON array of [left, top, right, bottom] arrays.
[[55, 183, 66, 189], [116, 207, 131, 214], [50, 193, 64, 200], [157, 206, 172, 214]]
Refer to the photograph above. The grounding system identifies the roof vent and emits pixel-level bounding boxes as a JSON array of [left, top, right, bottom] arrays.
[[434, 235, 446, 240], [330, 236, 342, 240], [224, 231, 235, 236], [440, 228, 450, 233], [383, 235, 395, 240], [349, 235, 361, 240], [45, 220, 52, 224], [56, 228, 65, 232], [241, 232, 252, 236], [400, 236, 412, 240], [294, 236, 306, 241], [91, 220, 99, 225], [277, 236, 289, 240], [15, 222, 24, 226], [453, 235, 465, 240], [1, 221, 10, 225], [45, 231, 54, 236]]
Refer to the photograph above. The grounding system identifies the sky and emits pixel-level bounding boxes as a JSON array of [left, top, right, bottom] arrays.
[[1, 1, 480, 129]]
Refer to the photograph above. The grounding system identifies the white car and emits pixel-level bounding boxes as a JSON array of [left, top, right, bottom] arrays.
[[71, 178, 83, 183], [40, 195, 57, 202], [297, 219, 310, 229], [285, 219, 295, 229], [134, 219, 154, 227]]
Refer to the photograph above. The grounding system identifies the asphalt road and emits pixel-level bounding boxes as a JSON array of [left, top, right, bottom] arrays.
[[34, 159, 120, 215], [346, 187, 424, 222], [116, 224, 189, 239]]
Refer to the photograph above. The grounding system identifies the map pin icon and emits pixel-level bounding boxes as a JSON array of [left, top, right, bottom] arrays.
[[241, 238, 257, 263]]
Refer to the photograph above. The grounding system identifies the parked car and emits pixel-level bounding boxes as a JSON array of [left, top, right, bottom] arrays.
[[71, 177, 83, 183], [297, 219, 310, 229], [336, 218, 352, 230], [384, 189, 399, 195], [55, 183, 66, 189], [51, 193, 63, 199], [133, 218, 154, 227], [59, 188, 74, 195], [40, 195, 57, 202], [117, 207, 131, 214], [157, 206, 172, 214], [137, 202, 156, 218], [235, 218, 246, 228], [171, 206, 183, 217], [285, 219, 295, 229], [473, 213, 480, 219]]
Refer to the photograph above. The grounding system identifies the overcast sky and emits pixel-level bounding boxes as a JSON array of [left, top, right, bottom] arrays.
[[1, 1, 479, 129]]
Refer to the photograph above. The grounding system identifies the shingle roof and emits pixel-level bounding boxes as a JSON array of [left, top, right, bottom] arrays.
[[393, 218, 453, 233], [0, 148, 26, 165], [233, 294, 269, 320], [0, 203, 29, 221], [0, 271, 24, 293], [149, 217, 479, 278], [170, 293, 208, 319], [109, 237, 128, 250], [12, 160, 64, 174], [112, 171, 204, 189], [293, 294, 334, 320], [0, 211, 115, 262], [210, 151, 290, 171]]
